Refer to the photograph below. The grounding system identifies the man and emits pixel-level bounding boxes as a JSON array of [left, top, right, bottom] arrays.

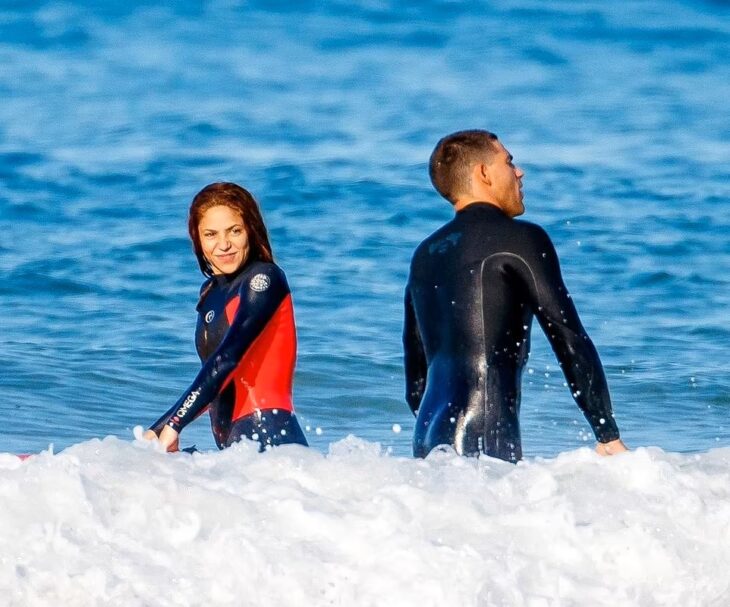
[[403, 130, 627, 462]]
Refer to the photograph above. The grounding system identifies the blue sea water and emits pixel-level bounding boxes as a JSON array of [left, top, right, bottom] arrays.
[[0, 0, 728, 458]]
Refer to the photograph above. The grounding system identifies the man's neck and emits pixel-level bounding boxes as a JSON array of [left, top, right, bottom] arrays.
[[453, 198, 501, 213]]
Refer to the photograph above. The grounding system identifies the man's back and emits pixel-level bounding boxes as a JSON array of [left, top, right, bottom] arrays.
[[404, 203, 618, 461]]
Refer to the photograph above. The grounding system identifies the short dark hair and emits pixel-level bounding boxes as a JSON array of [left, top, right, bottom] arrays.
[[429, 130, 499, 204]]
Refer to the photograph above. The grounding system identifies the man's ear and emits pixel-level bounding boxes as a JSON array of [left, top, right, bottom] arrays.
[[477, 162, 492, 186]]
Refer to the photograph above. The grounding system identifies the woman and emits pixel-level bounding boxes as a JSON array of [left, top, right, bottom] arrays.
[[144, 182, 308, 452]]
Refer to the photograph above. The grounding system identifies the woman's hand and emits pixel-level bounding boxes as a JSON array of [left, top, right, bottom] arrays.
[[157, 426, 180, 452], [595, 438, 628, 456], [142, 429, 158, 441], [142, 427, 180, 452]]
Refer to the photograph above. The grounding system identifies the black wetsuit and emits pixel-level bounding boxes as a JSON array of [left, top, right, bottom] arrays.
[[151, 260, 308, 451], [403, 203, 619, 462]]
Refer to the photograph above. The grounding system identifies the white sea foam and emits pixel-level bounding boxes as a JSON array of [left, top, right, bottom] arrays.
[[1, 436, 729, 607]]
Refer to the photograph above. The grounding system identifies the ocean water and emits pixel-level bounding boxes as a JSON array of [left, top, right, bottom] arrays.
[[1, 1, 729, 605], [3, 438, 730, 606]]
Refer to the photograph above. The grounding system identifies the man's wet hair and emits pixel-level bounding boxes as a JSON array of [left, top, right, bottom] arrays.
[[429, 130, 499, 204]]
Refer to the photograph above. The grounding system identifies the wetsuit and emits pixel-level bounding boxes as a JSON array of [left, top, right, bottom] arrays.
[[403, 203, 619, 462], [151, 260, 308, 451]]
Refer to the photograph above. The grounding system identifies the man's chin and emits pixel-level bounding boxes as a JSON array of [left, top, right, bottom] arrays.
[[510, 204, 525, 218]]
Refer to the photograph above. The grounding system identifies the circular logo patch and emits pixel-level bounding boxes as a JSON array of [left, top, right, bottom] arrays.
[[205, 310, 215, 323], [249, 273, 271, 292]]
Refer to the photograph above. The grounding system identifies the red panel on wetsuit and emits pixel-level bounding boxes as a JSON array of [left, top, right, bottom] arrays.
[[223, 295, 297, 420], [225, 295, 240, 325]]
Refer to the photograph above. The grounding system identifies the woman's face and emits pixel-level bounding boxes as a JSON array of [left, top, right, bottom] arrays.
[[198, 205, 249, 275]]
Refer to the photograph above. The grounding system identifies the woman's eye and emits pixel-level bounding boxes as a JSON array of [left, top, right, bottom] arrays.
[[232, 228, 242, 235]]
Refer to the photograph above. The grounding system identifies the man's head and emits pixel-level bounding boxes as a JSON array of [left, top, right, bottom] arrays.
[[429, 130, 525, 217]]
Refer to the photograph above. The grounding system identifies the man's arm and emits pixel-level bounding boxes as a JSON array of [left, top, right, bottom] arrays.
[[403, 286, 427, 416], [522, 225, 621, 446]]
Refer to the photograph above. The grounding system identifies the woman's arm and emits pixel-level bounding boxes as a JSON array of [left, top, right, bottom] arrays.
[[146, 264, 290, 438]]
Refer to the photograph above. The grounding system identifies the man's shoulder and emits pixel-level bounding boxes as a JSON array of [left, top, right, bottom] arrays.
[[412, 228, 440, 255], [412, 218, 459, 257], [512, 215, 545, 232], [509, 219, 561, 267], [512, 218, 553, 244]]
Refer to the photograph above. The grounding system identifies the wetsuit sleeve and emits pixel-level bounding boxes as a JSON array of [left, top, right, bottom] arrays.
[[150, 265, 289, 434], [403, 285, 427, 416], [520, 226, 620, 443]]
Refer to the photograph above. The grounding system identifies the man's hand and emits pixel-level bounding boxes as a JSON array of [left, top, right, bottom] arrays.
[[595, 438, 628, 456]]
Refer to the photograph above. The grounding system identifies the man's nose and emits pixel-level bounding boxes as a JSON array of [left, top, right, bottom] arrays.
[[516, 166, 525, 178]]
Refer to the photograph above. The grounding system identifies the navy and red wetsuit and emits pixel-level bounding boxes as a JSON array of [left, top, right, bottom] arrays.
[[150, 260, 308, 450], [404, 203, 620, 462]]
